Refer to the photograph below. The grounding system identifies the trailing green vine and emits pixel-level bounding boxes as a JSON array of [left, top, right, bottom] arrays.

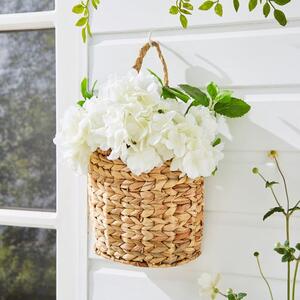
[[72, 0, 292, 42], [72, 0, 100, 43], [170, 0, 291, 28]]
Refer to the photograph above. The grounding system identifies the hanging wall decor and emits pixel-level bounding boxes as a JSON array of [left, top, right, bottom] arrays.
[[54, 40, 251, 267]]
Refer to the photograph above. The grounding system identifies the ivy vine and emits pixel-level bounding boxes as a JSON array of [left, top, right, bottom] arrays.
[[170, 0, 291, 28], [72, 0, 292, 43], [72, 0, 100, 43]]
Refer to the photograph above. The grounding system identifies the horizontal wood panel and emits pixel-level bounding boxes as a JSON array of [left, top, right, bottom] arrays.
[[89, 209, 300, 281], [90, 0, 300, 33], [89, 263, 294, 300], [90, 29, 300, 88], [206, 152, 300, 213]]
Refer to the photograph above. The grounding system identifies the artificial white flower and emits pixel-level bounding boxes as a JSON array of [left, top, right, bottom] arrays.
[[55, 70, 226, 178], [53, 106, 92, 174], [198, 273, 221, 300]]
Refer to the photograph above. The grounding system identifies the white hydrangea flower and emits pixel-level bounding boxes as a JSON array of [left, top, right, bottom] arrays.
[[55, 70, 226, 178], [198, 273, 221, 300], [53, 106, 92, 174]]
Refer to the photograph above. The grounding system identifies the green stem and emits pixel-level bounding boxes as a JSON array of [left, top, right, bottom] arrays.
[[258, 172, 284, 210], [268, 0, 276, 10], [292, 259, 300, 300], [285, 213, 291, 300], [275, 157, 290, 211], [255, 255, 274, 300]]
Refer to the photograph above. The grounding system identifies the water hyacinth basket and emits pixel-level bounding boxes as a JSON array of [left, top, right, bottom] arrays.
[[88, 41, 205, 268]]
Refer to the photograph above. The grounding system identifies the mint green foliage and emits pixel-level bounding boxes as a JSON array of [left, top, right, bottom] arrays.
[[147, 69, 251, 119], [169, 0, 194, 28], [72, 0, 100, 43], [170, 0, 291, 28], [77, 78, 97, 107]]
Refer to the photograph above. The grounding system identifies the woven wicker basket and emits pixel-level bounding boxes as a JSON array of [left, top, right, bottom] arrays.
[[88, 41, 205, 268]]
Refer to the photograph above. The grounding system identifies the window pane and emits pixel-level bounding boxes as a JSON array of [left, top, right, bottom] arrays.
[[0, 29, 56, 210], [0, 226, 56, 299], [0, 1, 54, 14]]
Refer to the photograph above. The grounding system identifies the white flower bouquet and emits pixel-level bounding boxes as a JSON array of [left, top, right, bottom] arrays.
[[54, 41, 251, 267], [54, 43, 250, 179]]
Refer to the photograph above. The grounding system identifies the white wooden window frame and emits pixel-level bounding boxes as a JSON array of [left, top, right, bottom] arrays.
[[0, 1, 88, 300]]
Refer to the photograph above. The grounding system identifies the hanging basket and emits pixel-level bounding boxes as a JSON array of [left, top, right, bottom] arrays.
[[88, 41, 205, 268]]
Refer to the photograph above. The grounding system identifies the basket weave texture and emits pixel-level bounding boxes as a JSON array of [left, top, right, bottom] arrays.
[[89, 149, 205, 267]]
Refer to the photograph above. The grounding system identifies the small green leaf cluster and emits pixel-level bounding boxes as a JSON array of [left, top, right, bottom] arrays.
[[77, 78, 97, 107], [226, 289, 247, 300], [199, 1, 223, 17], [72, 0, 100, 43], [252, 0, 290, 26], [169, 0, 194, 28], [170, 0, 291, 28], [148, 69, 251, 120], [274, 241, 300, 263]]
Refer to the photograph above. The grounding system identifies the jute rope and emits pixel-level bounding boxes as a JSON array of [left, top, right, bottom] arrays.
[[132, 40, 169, 86], [88, 42, 205, 267]]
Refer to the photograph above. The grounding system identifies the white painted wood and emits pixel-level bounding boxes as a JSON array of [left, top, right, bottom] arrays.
[[90, 0, 300, 33], [88, 264, 294, 300], [0, 209, 56, 229], [88, 6, 300, 298], [55, 0, 88, 299], [89, 28, 300, 88], [0, 11, 55, 31]]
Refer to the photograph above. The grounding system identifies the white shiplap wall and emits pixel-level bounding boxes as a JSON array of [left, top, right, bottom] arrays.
[[87, 1, 300, 299]]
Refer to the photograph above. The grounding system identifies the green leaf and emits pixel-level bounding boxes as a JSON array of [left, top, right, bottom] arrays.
[[233, 0, 240, 12], [178, 84, 209, 106], [212, 167, 218, 176], [214, 97, 251, 118], [263, 2, 271, 17], [77, 100, 85, 107], [164, 86, 190, 102], [273, 0, 291, 5], [147, 69, 163, 86], [228, 294, 235, 300], [265, 181, 279, 188], [274, 9, 287, 26], [212, 137, 221, 147], [81, 78, 93, 99], [72, 4, 84, 14], [91, 80, 98, 94], [179, 8, 192, 15], [237, 293, 247, 300], [207, 82, 219, 99], [214, 3, 223, 16], [248, 0, 258, 11], [82, 28, 87, 43], [215, 90, 233, 103], [263, 207, 285, 221], [296, 243, 300, 251], [199, 1, 214, 10], [92, 0, 98, 10], [162, 86, 176, 99], [282, 253, 295, 262], [169, 5, 179, 15], [180, 14, 188, 28], [274, 246, 286, 255], [76, 17, 87, 27], [81, 78, 88, 99], [87, 23, 92, 37], [183, 2, 194, 10]]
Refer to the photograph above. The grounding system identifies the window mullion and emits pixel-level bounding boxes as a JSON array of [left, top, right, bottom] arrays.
[[0, 11, 55, 31], [0, 209, 56, 229]]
